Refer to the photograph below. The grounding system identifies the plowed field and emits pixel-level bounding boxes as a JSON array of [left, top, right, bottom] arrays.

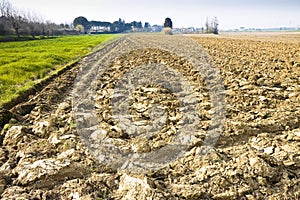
[[0, 33, 300, 199]]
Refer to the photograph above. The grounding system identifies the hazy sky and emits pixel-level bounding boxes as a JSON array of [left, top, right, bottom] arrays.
[[10, 0, 300, 29]]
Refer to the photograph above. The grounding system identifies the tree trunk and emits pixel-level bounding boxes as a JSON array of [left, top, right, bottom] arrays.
[[15, 27, 20, 38]]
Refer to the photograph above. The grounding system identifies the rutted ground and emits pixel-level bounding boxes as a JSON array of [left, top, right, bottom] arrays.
[[192, 35, 300, 199], [0, 33, 299, 199]]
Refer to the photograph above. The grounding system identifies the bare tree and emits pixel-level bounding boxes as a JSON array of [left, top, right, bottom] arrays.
[[8, 8, 24, 37], [0, 0, 10, 17], [40, 21, 47, 36], [11, 12, 23, 37], [205, 17, 219, 34], [212, 17, 219, 34], [205, 17, 210, 33], [24, 10, 42, 38], [1, 1, 25, 37], [0, 0, 11, 35], [45, 20, 58, 36], [1, 0, 75, 38]]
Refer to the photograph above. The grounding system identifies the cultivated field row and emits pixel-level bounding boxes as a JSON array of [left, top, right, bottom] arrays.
[[0, 33, 299, 199]]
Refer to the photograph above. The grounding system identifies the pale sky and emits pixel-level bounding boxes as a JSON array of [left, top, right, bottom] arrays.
[[10, 0, 300, 29]]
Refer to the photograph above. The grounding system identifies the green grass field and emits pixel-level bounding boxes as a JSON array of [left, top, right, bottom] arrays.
[[0, 34, 120, 105]]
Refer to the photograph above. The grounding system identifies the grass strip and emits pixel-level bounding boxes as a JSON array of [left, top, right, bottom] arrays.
[[0, 34, 120, 105]]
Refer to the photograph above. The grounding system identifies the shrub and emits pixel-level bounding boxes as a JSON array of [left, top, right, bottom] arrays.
[[163, 27, 173, 35]]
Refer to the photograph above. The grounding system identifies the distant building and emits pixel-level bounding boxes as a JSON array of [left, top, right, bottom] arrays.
[[90, 25, 110, 33], [172, 27, 201, 34]]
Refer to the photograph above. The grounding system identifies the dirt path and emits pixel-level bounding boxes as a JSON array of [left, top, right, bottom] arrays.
[[0, 34, 299, 199]]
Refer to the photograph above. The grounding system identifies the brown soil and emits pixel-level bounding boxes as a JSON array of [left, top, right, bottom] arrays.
[[0, 33, 299, 199]]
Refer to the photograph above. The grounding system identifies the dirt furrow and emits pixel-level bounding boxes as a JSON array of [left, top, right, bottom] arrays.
[[0, 34, 299, 199]]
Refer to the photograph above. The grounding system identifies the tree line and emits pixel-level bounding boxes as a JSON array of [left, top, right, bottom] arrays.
[[0, 0, 219, 39], [0, 0, 76, 40], [73, 16, 150, 34]]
